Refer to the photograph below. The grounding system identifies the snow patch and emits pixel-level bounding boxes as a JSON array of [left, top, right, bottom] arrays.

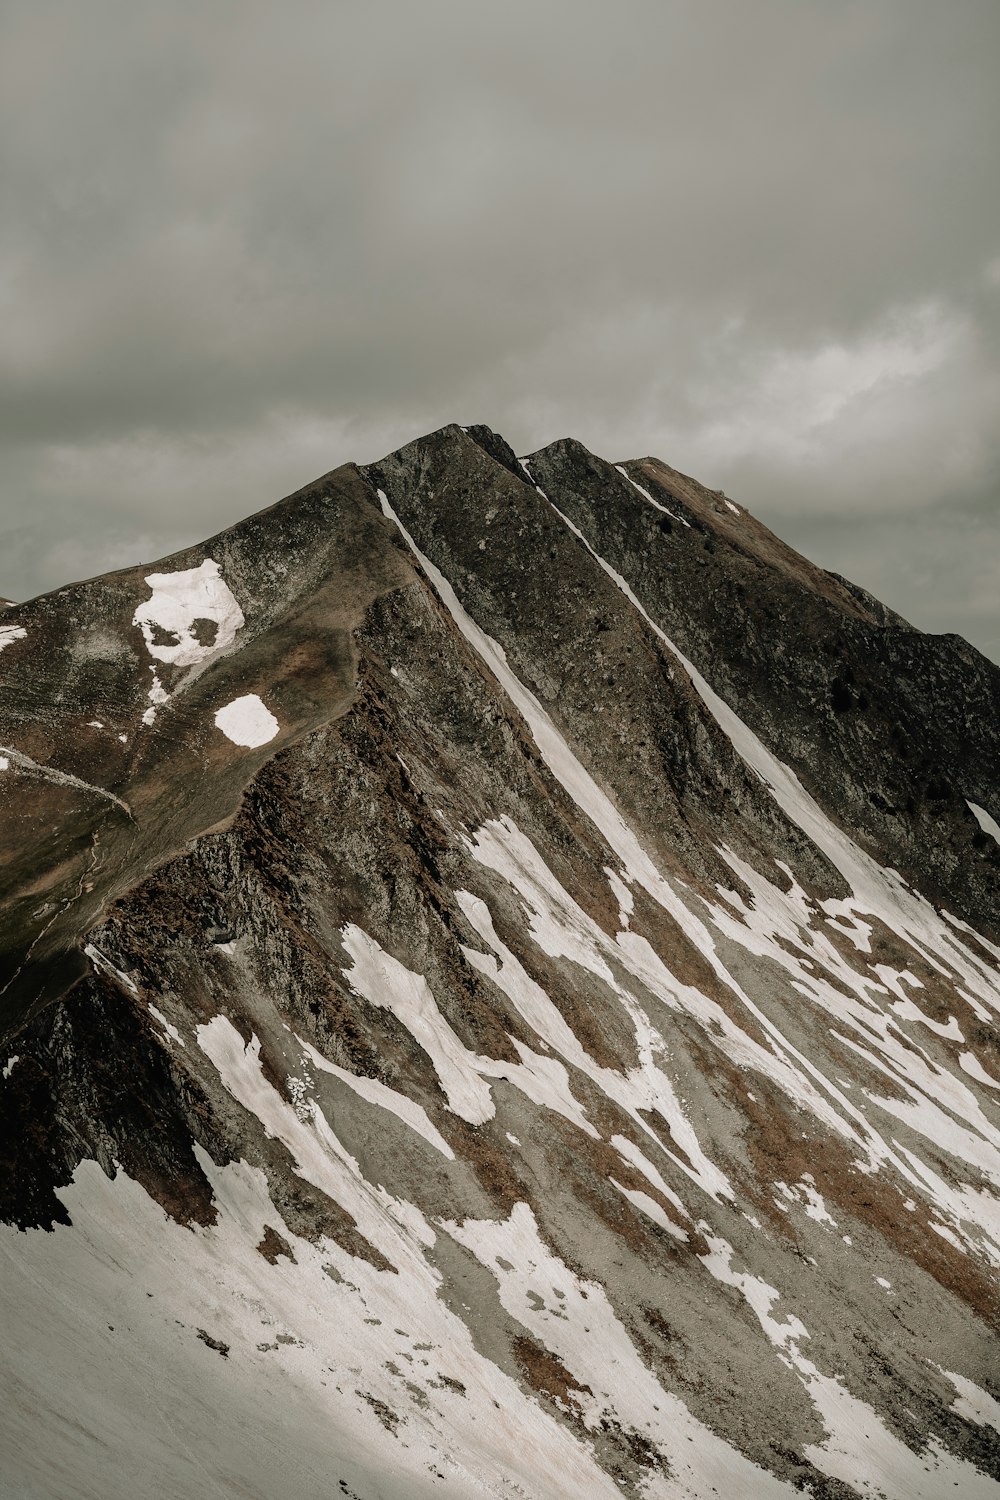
[[614, 465, 688, 525], [0, 624, 26, 654], [0, 1152, 633, 1500], [343, 923, 594, 1136], [960, 1051, 1000, 1091], [84, 944, 138, 995], [214, 694, 279, 748], [448, 1202, 794, 1497], [342, 925, 495, 1126], [775, 1177, 837, 1228], [148, 1004, 184, 1047], [605, 866, 634, 928], [890, 995, 963, 1041], [699, 1230, 998, 1498], [612, 1180, 686, 1238], [142, 668, 170, 727], [298, 1035, 455, 1161], [938, 1368, 1000, 1432], [968, 801, 1000, 845], [133, 559, 244, 668]]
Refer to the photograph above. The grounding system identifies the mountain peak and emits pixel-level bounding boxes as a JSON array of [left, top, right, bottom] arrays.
[[1, 424, 999, 1498]]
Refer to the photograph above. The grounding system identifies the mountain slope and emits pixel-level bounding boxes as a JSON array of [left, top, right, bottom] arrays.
[[1, 424, 998, 1498]]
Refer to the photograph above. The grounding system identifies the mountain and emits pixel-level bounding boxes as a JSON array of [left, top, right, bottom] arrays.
[[1, 423, 998, 1499]]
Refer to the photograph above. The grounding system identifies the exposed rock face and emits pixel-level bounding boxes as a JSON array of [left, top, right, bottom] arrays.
[[0, 464, 409, 1031], [523, 438, 1000, 935], [1, 425, 998, 1499]]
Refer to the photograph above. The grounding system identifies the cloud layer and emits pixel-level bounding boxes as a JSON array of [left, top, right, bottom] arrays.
[[2, 0, 998, 656]]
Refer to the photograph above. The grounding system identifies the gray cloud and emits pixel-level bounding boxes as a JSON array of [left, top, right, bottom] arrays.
[[1, 0, 998, 657]]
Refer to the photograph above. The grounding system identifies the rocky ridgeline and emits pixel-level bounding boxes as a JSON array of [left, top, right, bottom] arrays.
[[0, 426, 998, 1499]]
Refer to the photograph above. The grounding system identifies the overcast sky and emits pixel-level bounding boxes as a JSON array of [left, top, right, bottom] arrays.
[[2, 1, 998, 658]]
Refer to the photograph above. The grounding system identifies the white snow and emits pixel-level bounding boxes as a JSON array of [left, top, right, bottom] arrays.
[[968, 801, 1000, 845], [0, 1150, 634, 1500], [612, 1180, 685, 1237], [458, 887, 603, 1074], [775, 1176, 837, 1228], [960, 1051, 1000, 1090], [298, 1034, 456, 1161], [84, 944, 138, 995], [889, 994, 964, 1042], [2, 1055, 19, 1079], [611, 1133, 688, 1230], [342, 925, 495, 1126], [938, 1368, 1000, 1432], [148, 1004, 185, 1047], [132, 558, 244, 668], [614, 464, 688, 524], [447, 1202, 796, 1498], [458, 860, 730, 1199], [142, 668, 170, 727], [0, 624, 26, 653], [342, 923, 595, 1136], [198, 1014, 435, 1265], [800, 1374, 998, 1499], [929, 1219, 965, 1251], [0, 756, 8, 771], [214, 693, 279, 747], [605, 866, 634, 928], [501, 1035, 599, 1136], [463, 814, 844, 1192], [699, 1230, 999, 1498]]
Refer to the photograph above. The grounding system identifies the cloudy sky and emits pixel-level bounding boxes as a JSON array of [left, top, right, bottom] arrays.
[[2, 1, 998, 658]]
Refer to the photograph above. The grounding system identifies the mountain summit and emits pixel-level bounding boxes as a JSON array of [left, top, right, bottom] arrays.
[[1, 424, 998, 1498]]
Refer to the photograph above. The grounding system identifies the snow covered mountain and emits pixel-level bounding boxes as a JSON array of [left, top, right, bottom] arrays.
[[1, 423, 998, 1499]]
